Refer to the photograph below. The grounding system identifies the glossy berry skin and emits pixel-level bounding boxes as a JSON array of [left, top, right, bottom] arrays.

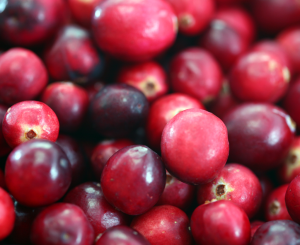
[[0, 48, 48, 105], [5, 139, 72, 207], [250, 221, 264, 240], [251, 220, 300, 245], [92, 0, 177, 61], [156, 171, 196, 210], [91, 139, 134, 179], [170, 48, 223, 103], [89, 84, 149, 138], [101, 145, 166, 215], [223, 103, 295, 172], [0, 104, 10, 156], [44, 25, 103, 85], [191, 200, 251, 245], [2, 101, 60, 148], [131, 205, 192, 245], [0, 188, 15, 241], [286, 175, 300, 223], [265, 184, 291, 221], [229, 51, 290, 103], [31, 203, 94, 245], [161, 108, 229, 185], [197, 164, 262, 219], [117, 62, 168, 103], [64, 182, 129, 239], [164, 0, 214, 36], [96, 225, 150, 245], [41, 82, 89, 132], [146, 93, 205, 152]]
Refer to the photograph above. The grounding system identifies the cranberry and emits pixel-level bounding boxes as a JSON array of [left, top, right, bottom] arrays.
[[164, 0, 214, 35], [215, 0, 246, 7], [146, 93, 205, 152], [156, 171, 195, 211], [251, 220, 300, 245], [85, 81, 105, 103], [44, 25, 103, 85], [285, 175, 300, 223], [2, 101, 60, 148], [0, 169, 5, 189], [31, 203, 94, 245], [223, 103, 295, 172], [0, 48, 48, 105], [197, 164, 262, 218], [161, 108, 229, 184], [191, 200, 251, 245], [96, 225, 150, 245], [0, 0, 66, 46], [90, 139, 134, 179], [251, 221, 264, 240], [92, 0, 177, 61], [169, 48, 223, 103], [0, 104, 10, 156], [41, 82, 89, 132], [89, 84, 149, 138], [117, 61, 168, 103], [131, 205, 192, 245], [101, 145, 166, 215], [0, 187, 15, 241], [5, 139, 72, 207]]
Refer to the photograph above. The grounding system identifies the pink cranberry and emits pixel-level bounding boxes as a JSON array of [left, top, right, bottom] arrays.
[[251, 221, 264, 240], [96, 225, 150, 245], [164, 0, 214, 35], [2, 101, 59, 148], [101, 145, 166, 215], [0, 187, 15, 240], [44, 25, 103, 85], [191, 200, 251, 245], [41, 82, 89, 132], [31, 203, 94, 245], [64, 182, 129, 240], [0, 0, 66, 46], [223, 103, 295, 172], [0, 104, 10, 157], [117, 61, 168, 103], [169, 48, 223, 104], [229, 51, 290, 103], [131, 205, 192, 245], [286, 175, 300, 223], [146, 93, 205, 152], [5, 139, 72, 207], [0, 48, 48, 105], [265, 184, 292, 221], [92, 0, 177, 61], [90, 139, 134, 179], [161, 108, 229, 185]]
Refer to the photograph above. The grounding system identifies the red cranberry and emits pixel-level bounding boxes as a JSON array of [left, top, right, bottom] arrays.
[[89, 84, 149, 138], [197, 164, 262, 218], [117, 61, 168, 103], [223, 103, 295, 172], [0, 169, 5, 190], [92, 0, 177, 61], [251, 220, 300, 245], [191, 200, 251, 245], [41, 82, 89, 132], [44, 25, 103, 85], [146, 93, 205, 152], [0, 104, 10, 156], [101, 145, 166, 215], [5, 139, 72, 207], [90, 139, 134, 179], [0, 0, 66, 46], [251, 221, 264, 240], [64, 182, 129, 240], [215, 0, 245, 7], [131, 205, 192, 245], [96, 225, 150, 245], [0, 187, 15, 240], [265, 184, 292, 221], [0, 48, 48, 105], [161, 108, 229, 185], [156, 171, 195, 210], [285, 175, 300, 223], [164, 0, 214, 35], [2, 101, 60, 148], [31, 203, 94, 245], [169, 48, 223, 104], [85, 81, 105, 103]]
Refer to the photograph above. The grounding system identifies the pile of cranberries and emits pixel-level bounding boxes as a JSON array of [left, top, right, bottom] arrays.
[[2, 0, 300, 244]]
